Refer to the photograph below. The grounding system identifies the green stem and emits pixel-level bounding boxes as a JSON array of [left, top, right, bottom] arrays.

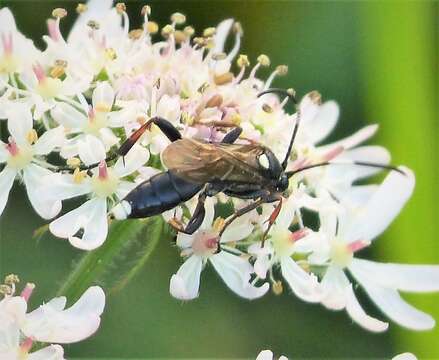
[[56, 218, 165, 303]]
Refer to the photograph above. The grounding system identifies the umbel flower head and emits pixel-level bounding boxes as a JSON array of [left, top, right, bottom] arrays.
[[0, 274, 105, 359], [1, 0, 439, 336]]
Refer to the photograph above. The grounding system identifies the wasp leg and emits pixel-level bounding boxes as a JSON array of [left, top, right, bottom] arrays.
[[261, 196, 283, 247], [118, 116, 182, 157], [222, 126, 242, 144]]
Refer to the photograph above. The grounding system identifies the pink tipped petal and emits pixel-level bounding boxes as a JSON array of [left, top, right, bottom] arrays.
[[0, 167, 17, 216], [169, 255, 203, 300], [344, 166, 415, 243], [210, 252, 269, 299], [23, 286, 105, 344], [280, 256, 322, 303], [350, 259, 439, 293], [345, 286, 389, 332], [28, 345, 65, 360]]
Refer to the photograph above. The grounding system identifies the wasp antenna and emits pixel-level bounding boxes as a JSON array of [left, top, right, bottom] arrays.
[[286, 161, 406, 178]]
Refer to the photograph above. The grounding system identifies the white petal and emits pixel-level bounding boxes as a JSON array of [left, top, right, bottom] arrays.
[[350, 261, 435, 330], [200, 196, 215, 230], [33, 126, 65, 155], [0, 8, 17, 33], [221, 211, 255, 243], [77, 135, 106, 165], [6, 103, 33, 144], [49, 198, 108, 250], [23, 165, 62, 219], [39, 173, 91, 202], [280, 256, 322, 303], [210, 252, 269, 299], [350, 258, 439, 293], [0, 167, 16, 216], [29, 345, 65, 360], [169, 255, 203, 300], [392, 353, 417, 360], [113, 144, 150, 178], [256, 350, 274, 360], [321, 124, 378, 151], [320, 266, 350, 310], [212, 19, 234, 54], [23, 286, 105, 344], [345, 285, 389, 332], [344, 167, 415, 243], [308, 101, 339, 144], [274, 196, 296, 230], [50, 102, 86, 129], [93, 81, 114, 111]]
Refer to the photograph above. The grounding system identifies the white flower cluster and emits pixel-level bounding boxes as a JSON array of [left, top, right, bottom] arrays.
[[0, 275, 105, 359], [1, 0, 438, 341]]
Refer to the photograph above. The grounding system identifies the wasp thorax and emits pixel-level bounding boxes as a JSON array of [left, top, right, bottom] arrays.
[[191, 230, 219, 257]]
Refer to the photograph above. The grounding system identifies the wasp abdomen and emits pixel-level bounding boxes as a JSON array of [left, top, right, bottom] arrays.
[[124, 171, 202, 218]]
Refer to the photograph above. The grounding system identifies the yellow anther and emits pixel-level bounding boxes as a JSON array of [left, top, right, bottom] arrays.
[[4, 274, 19, 285], [257, 54, 270, 67], [206, 94, 223, 108], [87, 20, 100, 30], [213, 217, 225, 233], [161, 24, 174, 38], [141, 5, 151, 16], [203, 27, 216, 38], [105, 48, 117, 60], [262, 103, 273, 113], [26, 129, 38, 144], [73, 167, 87, 184], [183, 26, 195, 37], [181, 112, 194, 126], [76, 3, 88, 14], [171, 12, 186, 25], [308, 90, 322, 105], [237, 54, 250, 68], [174, 30, 187, 44], [193, 37, 206, 46], [115, 2, 126, 14], [205, 38, 215, 50], [230, 113, 242, 125], [146, 21, 159, 34], [233, 22, 243, 35], [0, 285, 12, 296], [212, 52, 227, 61], [287, 88, 296, 98], [50, 65, 65, 79], [52, 8, 68, 19], [129, 29, 144, 40], [67, 157, 81, 168], [272, 280, 283, 295], [276, 65, 288, 76], [55, 59, 67, 68], [214, 72, 234, 85]]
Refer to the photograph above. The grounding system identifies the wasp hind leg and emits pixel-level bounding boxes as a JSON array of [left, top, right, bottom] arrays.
[[118, 116, 182, 157]]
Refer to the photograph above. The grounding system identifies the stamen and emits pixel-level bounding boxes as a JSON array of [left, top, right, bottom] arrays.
[[76, 3, 88, 14], [20, 282, 35, 302], [26, 129, 38, 144], [4, 274, 19, 285], [264, 65, 288, 90], [347, 239, 370, 253], [291, 228, 308, 242], [145, 21, 159, 35], [73, 167, 87, 183], [67, 157, 81, 168], [272, 280, 283, 295], [205, 94, 223, 108], [203, 27, 216, 38], [6, 138, 19, 156], [32, 63, 46, 83], [52, 8, 68, 19], [214, 72, 234, 85], [171, 12, 186, 26], [98, 160, 108, 179], [20, 337, 33, 355], [116, 3, 129, 35]]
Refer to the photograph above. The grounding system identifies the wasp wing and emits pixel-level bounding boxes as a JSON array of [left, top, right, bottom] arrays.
[[162, 139, 268, 184]]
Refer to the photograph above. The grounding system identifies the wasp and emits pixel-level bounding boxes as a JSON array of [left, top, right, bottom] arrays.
[[117, 88, 401, 247]]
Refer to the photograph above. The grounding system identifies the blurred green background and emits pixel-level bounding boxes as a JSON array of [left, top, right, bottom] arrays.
[[0, 1, 437, 359]]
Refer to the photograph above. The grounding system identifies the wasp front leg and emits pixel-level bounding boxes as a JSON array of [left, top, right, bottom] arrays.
[[261, 196, 283, 247]]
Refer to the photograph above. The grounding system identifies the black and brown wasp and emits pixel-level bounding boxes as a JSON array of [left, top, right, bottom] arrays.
[[117, 88, 401, 248]]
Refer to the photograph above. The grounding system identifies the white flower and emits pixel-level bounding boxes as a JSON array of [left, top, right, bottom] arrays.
[[0, 279, 105, 360], [0, 103, 64, 218], [47, 143, 149, 250], [304, 168, 439, 331], [170, 197, 269, 300], [249, 196, 323, 303], [256, 350, 288, 360]]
